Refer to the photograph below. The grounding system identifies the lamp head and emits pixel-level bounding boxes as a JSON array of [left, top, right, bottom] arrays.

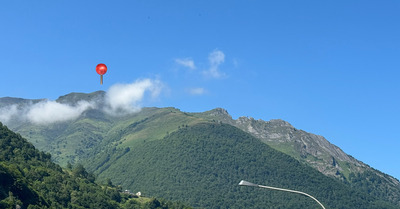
[[238, 180, 259, 187]]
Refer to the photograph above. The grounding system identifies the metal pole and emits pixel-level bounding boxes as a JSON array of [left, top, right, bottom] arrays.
[[239, 180, 326, 209]]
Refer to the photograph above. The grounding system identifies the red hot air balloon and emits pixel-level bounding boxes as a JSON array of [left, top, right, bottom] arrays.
[[96, 63, 107, 85]]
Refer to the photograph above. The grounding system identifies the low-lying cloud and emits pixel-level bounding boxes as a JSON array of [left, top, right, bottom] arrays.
[[0, 101, 95, 125], [27, 100, 94, 124], [0, 104, 19, 123], [0, 78, 164, 125], [104, 79, 162, 115]]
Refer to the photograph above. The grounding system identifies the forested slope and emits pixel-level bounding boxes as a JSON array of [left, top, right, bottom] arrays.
[[197, 108, 400, 206], [95, 123, 396, 209], [0, 122, 192, 209]]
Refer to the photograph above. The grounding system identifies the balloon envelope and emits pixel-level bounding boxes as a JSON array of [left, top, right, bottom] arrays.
[[96, 63, 107, 75]]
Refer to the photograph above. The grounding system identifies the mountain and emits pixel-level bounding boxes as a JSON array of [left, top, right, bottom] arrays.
[[55, 91, 106, 105], [196, 108, 400, 204], [0, 122, 192, 209], [88, 122, 397, 208], [197, 108, 366, 178], [1, 92, 400, 207], [0, 97, 44, 107]]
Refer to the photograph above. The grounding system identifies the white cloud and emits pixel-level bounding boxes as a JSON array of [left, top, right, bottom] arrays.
[[26, 100, 95, 124], [0, 100, 95, 125], [203, 49, 226, 78], [104, 79, 163, 115], [0, 104, 19, 124], [209, 49, 225, 66], [175, 58, 196, 70], [187, 87, 206, 95], [0, 78, 164, 125]]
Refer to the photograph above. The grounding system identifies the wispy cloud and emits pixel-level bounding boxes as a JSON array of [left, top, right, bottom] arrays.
[[203, 49, 226, 78], [187, 87, 206, 95], [0, 104, 19, 123], [175, 58, 196, 70]]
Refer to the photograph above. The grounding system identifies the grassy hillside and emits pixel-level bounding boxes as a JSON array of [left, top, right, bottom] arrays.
[[0, 122, 192, 209], [2, 92, 399, 207], [11, 107, 206, 166], [93, 122, 396, 209]]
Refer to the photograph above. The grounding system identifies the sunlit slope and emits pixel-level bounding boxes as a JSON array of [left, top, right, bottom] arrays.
[[12, 106, 207, 166], [94, 122, 396, 209]]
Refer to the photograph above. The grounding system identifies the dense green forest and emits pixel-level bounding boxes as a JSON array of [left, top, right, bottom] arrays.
[[93, 122, 397, 209], [0, 122, 192, 209]]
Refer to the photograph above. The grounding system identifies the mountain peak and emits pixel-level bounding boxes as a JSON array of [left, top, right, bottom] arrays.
[[192, 108, 233, 124], [268, 119, 294, 127], [56, 91, 105, 105], [208, 108, 230, 116], [236, 117, 293, 128]]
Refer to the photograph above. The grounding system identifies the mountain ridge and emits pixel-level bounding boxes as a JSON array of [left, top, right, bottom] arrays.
[[1, 92, 399, 206], [200, 108, 373, 170], [56, 91, 106, 105]]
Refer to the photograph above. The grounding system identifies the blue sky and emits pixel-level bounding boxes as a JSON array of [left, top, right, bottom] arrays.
[[1, 1, 399, 179]]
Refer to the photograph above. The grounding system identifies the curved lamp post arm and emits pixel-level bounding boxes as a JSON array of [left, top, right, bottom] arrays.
[[239, 180, 326, 209]]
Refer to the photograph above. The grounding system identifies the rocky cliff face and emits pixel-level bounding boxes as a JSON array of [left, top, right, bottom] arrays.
[[234, 116, 365, 179]]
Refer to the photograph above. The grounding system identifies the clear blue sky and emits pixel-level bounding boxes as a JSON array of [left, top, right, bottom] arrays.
[[1, 1, 399, 179]]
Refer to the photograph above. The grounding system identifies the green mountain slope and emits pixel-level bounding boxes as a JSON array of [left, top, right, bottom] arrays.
[[93, 123, 395, 208], [9, 105, 205, 166], [0, 122, 192, 209], [197, 108, 400, 205], [1, 92, 400, 207]]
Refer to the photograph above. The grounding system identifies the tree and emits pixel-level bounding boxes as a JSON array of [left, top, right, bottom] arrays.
[[72, 164, 88, 178]]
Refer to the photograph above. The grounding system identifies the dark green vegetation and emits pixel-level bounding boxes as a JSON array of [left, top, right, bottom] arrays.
[[91, 123, 396, 208], [2, 92, 400, 208], [0, 122, 192, 209], [196, 108, 400, 206]]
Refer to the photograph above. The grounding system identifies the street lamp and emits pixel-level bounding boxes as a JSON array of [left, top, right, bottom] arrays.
[[239, 180, 326, 209]]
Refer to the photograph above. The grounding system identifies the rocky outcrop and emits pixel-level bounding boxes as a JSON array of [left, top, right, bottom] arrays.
[[234, 116, 367, 178], [201, 108, 388, 180]]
